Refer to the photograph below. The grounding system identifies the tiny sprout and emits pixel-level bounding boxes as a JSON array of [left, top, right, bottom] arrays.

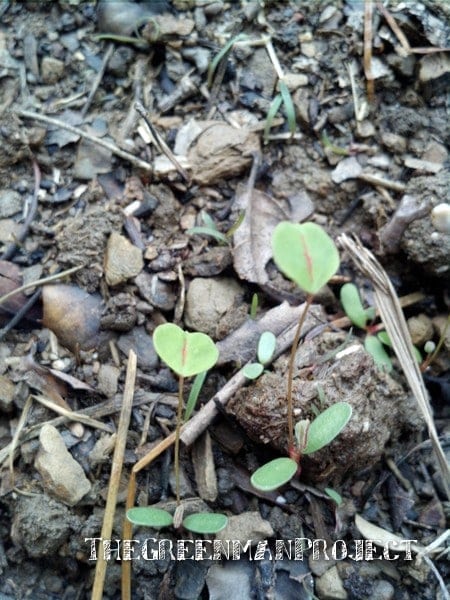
[[424, 340, 436, 355], [252, 403, 352, 492], [364, 335, 392, 372], [187, 211, 229, 246], [242, 331, 276, 380], [324, 487, 343, 506], [340, 283, 372, 329], [257, 331, 277, 365]]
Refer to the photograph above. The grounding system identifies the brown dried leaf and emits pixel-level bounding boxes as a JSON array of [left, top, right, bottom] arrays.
[[42, 284, 103, 352], [0, 260, 41, 324], [19, 355, 71, 411], [232, 185, 314, 285]]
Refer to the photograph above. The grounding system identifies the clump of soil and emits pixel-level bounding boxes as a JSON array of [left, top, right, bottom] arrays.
[[228, 332, 421, 484]]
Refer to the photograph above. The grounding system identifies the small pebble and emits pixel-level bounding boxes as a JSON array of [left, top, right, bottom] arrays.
[[0, 189, 22, 217]]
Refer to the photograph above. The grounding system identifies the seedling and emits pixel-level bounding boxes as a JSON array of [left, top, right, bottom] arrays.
[[251, 403, 352, 491], [126, 323, 228, 534], [264, 80, 296, 143], [340, 282, 427, 372], [242, 331, 276, 380], [251, 222, 352, 492], [187, 211, 229, 246]]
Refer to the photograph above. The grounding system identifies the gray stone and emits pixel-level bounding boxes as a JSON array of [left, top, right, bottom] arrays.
[[135, 271, 176, 311], [0, 375, 15, 412], [372, 580, 395, 600], [315, 566, 348, 599], [0, 190, 22, 217], [184, 277, 245, 339], [117, 326, 158, 369], [215, 512, 274, 550], [97, 364, 120, 397], [35, 424, 91, 506]]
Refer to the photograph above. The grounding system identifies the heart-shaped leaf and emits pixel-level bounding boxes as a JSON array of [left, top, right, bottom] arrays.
[[303, 402, 352, 455], [250, 457, 298, 492], [340, 283, 368, 329], [272, 222, 339, 295], [126, 507, 173, 528], [153, 323, 219, 378], [182, 512, 228, 534]]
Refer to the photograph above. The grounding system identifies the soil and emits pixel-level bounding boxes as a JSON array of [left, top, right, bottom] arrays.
[[0, 1, 449, 600]]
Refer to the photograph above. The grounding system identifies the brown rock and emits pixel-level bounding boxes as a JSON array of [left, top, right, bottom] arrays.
[[104, 232, 144, 286]]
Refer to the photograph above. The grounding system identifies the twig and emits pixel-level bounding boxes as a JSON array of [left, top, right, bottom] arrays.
[[81, 43, 114, 118], [0, 265, 83, 306], [0, 288, 41, 341], [0, 390, 174, 468], [363, 0, 375, 102], [92, 350, 137, 600], [338, 233, 450, 501], [134, 102, 190, 182], [1, 156, 41, 261], [376, 1, 410, 54], [422, 555, 450, 600], [15, 109, 152, 172], [8, 396, 33, 485], [358, 172, 405, 192], [32, 394, 112, 433]]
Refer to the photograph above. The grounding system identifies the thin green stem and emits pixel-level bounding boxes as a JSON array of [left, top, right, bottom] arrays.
[[286, 295, 313, 451], [175, 375, 184, 505]]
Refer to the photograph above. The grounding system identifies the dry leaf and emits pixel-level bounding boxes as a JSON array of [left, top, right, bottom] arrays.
[[232, 184, 313, 285], [355, 514, 424, 554], [0, 260, 41, 325]]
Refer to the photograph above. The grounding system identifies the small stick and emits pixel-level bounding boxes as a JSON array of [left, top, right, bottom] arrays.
[[92, 350, 137, 600], [0, 264, 83, 306], [376, 2, 410, 54], [134, 101, 190, 182], [358, 172, 406, 192], [0, 288, 41, 341], [15, 109, 152, 172], [32, 394, 112, 433], [81, 43, 114, 118], [363, 0, 375, 103]]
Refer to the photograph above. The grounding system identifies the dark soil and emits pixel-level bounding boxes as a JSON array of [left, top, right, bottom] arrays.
[[0, 1, 449, 599]]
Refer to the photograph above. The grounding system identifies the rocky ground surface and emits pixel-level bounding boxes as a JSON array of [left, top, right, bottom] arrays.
[[0, 1, 449, 599]]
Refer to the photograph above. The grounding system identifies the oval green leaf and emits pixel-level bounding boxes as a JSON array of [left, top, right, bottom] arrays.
[[182, 512, 228, 534], [340, 283, 368, 329], [324, 487, 343, 506], [126, 507, 173, 528], [365, 334, 392, 372], [153, 323, 219, 378], [257, 331, 276, 365], [250, 457, 298, 492], [242, 362, 264, 379], [303, 402, 352, 455], [272, 222, 340, 295]]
